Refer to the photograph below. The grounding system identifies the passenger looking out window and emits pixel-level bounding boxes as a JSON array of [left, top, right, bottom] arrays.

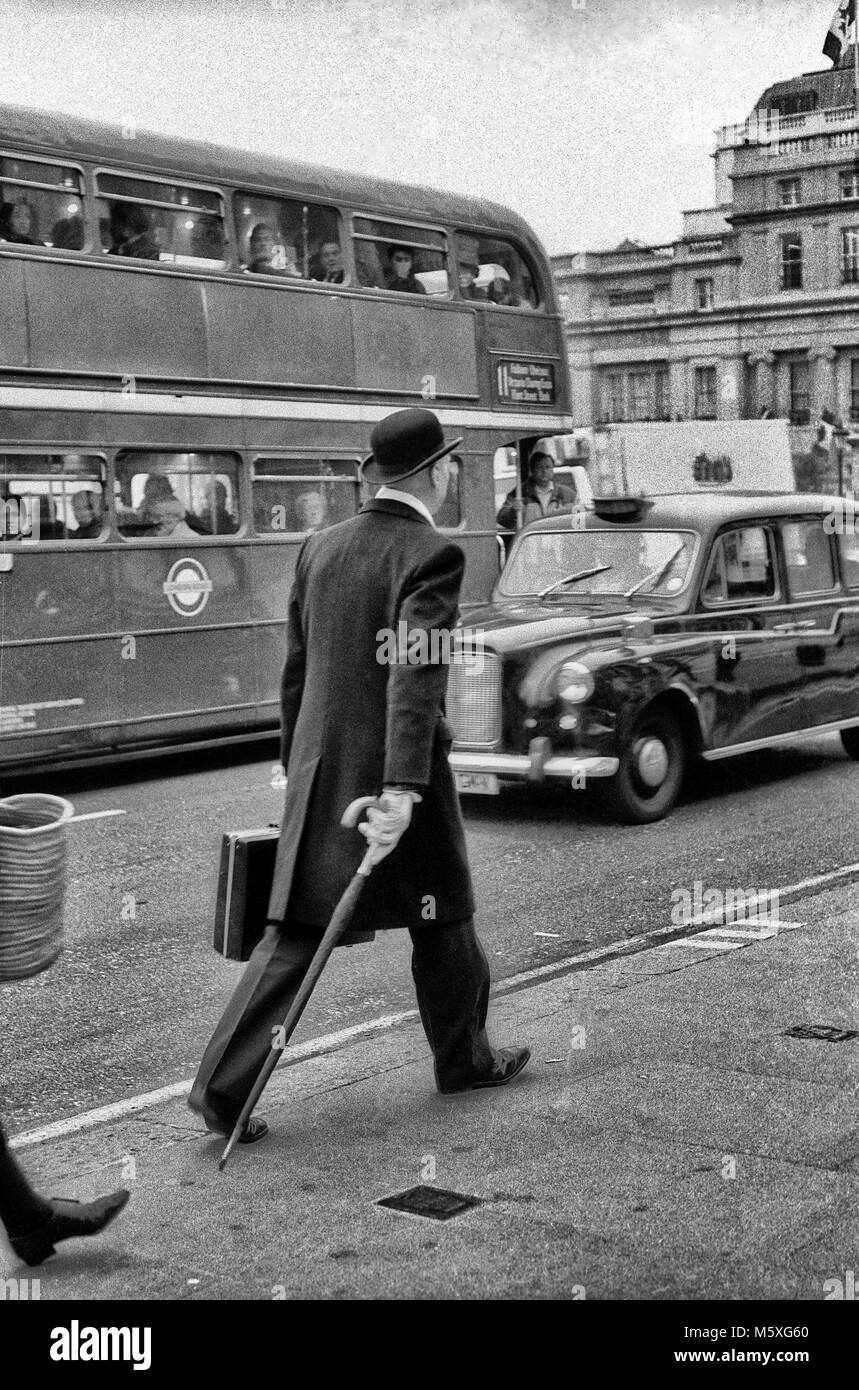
[[144, 494, 201, 540], [458, 258, 486, 301], [108, 203, 160, 260], [294, 490, 328, 532], [0, 200, 42, 246], [385, 245, 427, 294], [247, 222, 301, 277], [311, 240, 350, 285], [69, 488, 105, 539]]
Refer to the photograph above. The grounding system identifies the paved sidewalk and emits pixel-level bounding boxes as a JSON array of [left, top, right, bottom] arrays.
[[2, 883, 857, 1300]]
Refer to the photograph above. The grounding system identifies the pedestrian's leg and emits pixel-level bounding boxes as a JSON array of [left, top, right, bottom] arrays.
[[409, 918, 496, 1091], [0, 1122, 51, 1237], [189, 924, 319, 1132]]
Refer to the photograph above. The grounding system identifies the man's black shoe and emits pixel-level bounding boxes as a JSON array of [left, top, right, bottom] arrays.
[[10, 1189, 130, 1268], [205, 1115, 268, 1144], [438, 1046, 531, 1096]]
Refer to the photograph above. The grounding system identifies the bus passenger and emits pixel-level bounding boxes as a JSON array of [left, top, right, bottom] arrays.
[[108, 203, 160, 260], [50, 212, 85, 250], [145, 495, 200, 540], [0, 200, 42, 246], [246, 223, 300, 277], [294, 489, 327, 532], [458, 260, 486, 301], [487, 275, 520, 307], [35, 496, 66, 540], [200, 480, 235, 534], [384, 245, 426, 294], [311, 240, 349, 285], [70, 489, 105, 539]]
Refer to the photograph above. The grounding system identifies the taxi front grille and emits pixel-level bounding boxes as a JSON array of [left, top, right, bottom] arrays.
[[446, 653, 502, 747]]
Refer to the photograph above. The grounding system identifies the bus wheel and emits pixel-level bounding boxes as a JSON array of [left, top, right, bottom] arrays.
[[840, 726, 859, 760], [602, 705, 686, 824]]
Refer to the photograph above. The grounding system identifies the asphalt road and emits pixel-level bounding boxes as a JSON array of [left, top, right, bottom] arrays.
[[1, 733, 857, 1133]]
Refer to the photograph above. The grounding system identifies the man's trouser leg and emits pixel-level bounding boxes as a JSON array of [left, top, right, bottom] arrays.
[[0, 1122, 51, 1236], [409, 917, 496, 1092], [189, 925, 319, 1132]]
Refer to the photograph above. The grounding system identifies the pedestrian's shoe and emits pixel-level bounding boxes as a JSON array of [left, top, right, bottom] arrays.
[[438, 1045, 531, 1096], [205, 1116, 269, 1144], [9, 1189, 131, 1268]]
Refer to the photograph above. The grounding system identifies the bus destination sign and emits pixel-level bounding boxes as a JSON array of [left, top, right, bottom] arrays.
[[496, 359, 556, 405]]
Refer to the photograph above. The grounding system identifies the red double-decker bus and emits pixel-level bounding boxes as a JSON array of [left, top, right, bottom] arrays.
[[0, 103, 572, 770]]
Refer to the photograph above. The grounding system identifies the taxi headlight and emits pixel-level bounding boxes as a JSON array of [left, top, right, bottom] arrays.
[[555, 661, 594, 704]]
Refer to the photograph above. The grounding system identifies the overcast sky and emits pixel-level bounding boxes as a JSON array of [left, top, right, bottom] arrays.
[[3, 0, 847, 254]]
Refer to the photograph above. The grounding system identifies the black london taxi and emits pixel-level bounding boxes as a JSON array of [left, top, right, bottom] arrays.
[[448, 485, 859, 822]]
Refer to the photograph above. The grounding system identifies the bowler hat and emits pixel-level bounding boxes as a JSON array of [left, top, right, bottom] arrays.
[[362, 408, 463, 485]]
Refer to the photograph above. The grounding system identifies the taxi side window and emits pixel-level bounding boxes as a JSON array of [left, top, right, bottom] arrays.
[[837, 529, 859, 588], [0, 453, 106, 541], [782, 519, 836, 596], [702, 526, 775, 603], [251, 459, 361, 535]]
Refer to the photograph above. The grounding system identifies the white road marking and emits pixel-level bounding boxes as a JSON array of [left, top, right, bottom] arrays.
[[8, 861, 857, 1150], [681, 937, 747, 950], [67, 810, 127, 823]]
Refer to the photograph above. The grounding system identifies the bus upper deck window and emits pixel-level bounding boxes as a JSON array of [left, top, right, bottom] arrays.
[[235, 193, 344, 282], [455, 233, 541, 310], [95, 173, 226, 267], [352, 218, 450, 298], [0, 454, 106, 541], [0, 158, 85, 252], [115, 451, 240, 539], [252, 459, 360, 535]]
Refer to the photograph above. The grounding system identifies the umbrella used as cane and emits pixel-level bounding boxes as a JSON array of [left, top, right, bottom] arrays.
[[218, 794, 390, 1171]]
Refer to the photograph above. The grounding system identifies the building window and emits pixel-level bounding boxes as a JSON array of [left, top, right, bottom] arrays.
[[694, 366, 718, 420], [628, 372, 653, 421], [607, 288, 656, 308], [695, 277, 714, 310], [778, 178, 801, 208], [780, 233, 802, 290], [851, 359, 859, 421], [842, 227, 859, 284], [605, 373, 626, 422], [789, 360, 811, 425], [840, 169, 859, 200]]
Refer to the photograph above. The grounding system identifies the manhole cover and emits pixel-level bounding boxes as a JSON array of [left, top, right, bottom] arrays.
[[783, 1024, 859, 1043], [376, 1185, 482, 1221]]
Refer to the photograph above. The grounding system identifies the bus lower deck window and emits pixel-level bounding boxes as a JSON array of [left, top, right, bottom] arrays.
[[0, 454, 106, 541], [115, 451, 240, 539], [252, 459, 360, 534]]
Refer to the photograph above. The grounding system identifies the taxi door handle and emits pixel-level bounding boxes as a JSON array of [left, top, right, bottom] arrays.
[[773, 620, 815, 633]]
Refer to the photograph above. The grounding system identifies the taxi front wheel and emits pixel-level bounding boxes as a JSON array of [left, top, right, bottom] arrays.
[[841, 727, 859, 760], [602, 706, 686, 824]]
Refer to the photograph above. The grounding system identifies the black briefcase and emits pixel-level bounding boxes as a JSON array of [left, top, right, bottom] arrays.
[[213, 827, 279, 962]]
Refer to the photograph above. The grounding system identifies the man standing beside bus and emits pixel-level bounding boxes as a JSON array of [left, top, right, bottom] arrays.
[[189, 407, 530, 1142]]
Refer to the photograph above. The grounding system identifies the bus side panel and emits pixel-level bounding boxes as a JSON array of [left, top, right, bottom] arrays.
[[246, 542, 297, 723], [205, 284, 356, 386], [25, 262, 209, 378], [113, 543, 260, 739], [0, 258, 28, 367], [351, 301, 478, 397], [0, 548, 121, 762]]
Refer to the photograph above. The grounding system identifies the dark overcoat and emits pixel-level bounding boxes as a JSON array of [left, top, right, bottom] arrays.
[[266, 497, 475, 935]]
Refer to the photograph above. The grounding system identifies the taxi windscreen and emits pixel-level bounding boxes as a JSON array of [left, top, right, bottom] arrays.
[[500, 529, 698, 599]]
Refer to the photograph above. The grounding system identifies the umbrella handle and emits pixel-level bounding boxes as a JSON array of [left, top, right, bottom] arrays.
[[341, 795, 388, 876]]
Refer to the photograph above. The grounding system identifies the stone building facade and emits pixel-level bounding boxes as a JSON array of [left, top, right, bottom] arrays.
[[551, 54, 859, 492]]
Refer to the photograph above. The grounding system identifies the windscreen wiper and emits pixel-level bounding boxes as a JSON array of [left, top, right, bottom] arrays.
[[624, 544, 686, 600], [538, 565, 612, 600]]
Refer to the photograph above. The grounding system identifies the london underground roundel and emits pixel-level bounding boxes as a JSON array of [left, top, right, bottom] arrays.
[[163, 558, 213, 617]]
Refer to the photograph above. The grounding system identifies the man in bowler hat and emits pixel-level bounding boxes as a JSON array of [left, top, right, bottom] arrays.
[[189, 407, 530, 1142]]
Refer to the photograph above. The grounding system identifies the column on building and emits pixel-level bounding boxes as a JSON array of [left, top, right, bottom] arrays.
[[669, 359, 687, 421], [746, 351, 776, 417]]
